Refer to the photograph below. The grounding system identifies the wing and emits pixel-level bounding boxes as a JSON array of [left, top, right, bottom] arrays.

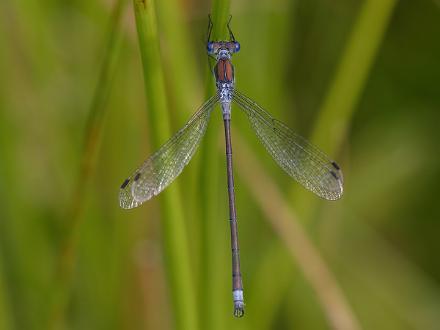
[[233, 90, 343, 200], [119, 94, 219, 209]]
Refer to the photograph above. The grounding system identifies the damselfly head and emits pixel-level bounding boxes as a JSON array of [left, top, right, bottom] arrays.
[[206, 41, 240, 56]]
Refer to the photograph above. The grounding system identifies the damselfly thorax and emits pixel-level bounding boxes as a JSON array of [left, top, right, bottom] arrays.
[[212, 46, 237, 119]]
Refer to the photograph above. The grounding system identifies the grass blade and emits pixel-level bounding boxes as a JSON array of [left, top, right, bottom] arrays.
[[292, 0, 398, 218], [243, 0, 398, 326], [132, 1, 198, 329], [312, 0, 398, 153], [198, 1, 233, 328], [49, 0, 127, 328]]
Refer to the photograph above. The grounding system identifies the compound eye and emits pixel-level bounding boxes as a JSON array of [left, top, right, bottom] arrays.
[[207, 42, 215, 54], [234, 41, 240, 53]]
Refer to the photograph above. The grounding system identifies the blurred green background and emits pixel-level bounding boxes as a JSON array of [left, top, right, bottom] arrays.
[[1, 0, 440, 329]]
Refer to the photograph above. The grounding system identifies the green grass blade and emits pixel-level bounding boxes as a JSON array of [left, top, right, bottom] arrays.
[[244, 0, 398, 326], [292, 0, 398, 218], [49, 0, 127, 327], [132, 1, 198, 329], [198, 1, 232, 328], [155, 0, 203, 121], [0, 260, 12, 330], [312, 0, 398, 153]]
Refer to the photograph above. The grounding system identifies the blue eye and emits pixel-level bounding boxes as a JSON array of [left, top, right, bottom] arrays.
[[207, 42, 214, 54], [234, 42, 240, 53]]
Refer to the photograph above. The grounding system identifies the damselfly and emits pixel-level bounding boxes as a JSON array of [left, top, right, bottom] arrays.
[[119, 16, 343, 318]]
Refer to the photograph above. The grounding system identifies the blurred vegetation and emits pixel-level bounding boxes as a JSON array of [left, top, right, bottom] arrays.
[[1, 0, 440, 329]]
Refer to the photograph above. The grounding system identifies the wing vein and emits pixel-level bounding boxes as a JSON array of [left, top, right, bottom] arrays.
[[233, 90, 343, 200], [119, 94, 219, 209]]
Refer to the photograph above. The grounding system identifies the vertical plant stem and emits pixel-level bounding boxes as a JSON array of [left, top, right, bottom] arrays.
[[0, 259, 11, 330], [155, 0, 202, 121], [248, 0, 398, 326], [132, 1, 198, 330], [154, 0, 202, 269], [292, 0, 398, 217], [0, 17, 12, 330], [211, 0, 232, 37], [312, 0, 398, 153], [49, 0, 126, 328], [199, 1, 231, 328]]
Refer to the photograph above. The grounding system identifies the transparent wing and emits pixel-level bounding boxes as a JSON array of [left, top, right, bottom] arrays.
[[119, 95, 219, 209], [233, 90, 343, 200]]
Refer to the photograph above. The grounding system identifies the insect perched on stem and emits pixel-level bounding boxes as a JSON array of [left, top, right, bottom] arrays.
[[119, 15, 343, 318]]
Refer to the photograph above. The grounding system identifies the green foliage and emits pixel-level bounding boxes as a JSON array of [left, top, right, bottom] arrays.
[[1, 0, 440, 329]]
